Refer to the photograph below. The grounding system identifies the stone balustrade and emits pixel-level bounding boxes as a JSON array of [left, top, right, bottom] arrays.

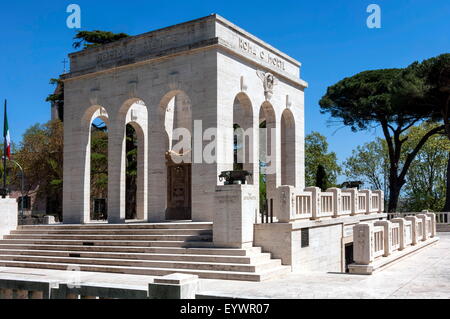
[[276, 186, 384, 223], [388, 211, 447, 231], [350, 214, 438, 274], [0, 273, 199, 299]]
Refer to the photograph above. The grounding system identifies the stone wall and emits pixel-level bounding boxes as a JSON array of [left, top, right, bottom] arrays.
[[0, 198, 18, 239], [255, 214, 387, 273]]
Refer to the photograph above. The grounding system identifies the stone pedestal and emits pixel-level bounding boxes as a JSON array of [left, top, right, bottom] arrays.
[[0, 197, 18, 239], [148, 274, 199, 299], [213, 184, 258, 248], [353, 223, 374, 265]]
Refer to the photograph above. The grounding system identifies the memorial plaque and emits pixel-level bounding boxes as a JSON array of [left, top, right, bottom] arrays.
[[301, 228, 310, 248]]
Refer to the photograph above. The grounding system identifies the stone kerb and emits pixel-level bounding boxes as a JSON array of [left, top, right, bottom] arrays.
[[0, 274, 199, 299], [0, 279, 59, 299], [149, 274, 199, 299]]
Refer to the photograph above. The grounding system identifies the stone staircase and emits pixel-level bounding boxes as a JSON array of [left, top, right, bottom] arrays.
[[0, 222, 290, 281]]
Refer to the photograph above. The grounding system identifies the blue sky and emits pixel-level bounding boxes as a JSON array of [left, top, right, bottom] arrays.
[[0, 0, 449, 178]]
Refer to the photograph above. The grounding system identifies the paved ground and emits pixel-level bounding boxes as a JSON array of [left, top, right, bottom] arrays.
[[0, 233, 449, 299], [198, 233, 450, 299]]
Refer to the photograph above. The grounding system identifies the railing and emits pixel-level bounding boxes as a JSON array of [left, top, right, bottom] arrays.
[[353, 214, 437, 265], [404, 221, 413, 247], [276, 186, 384, 223], [319, 192, 334, 218], [358, 195, 367, 214], [373, 226, 385, 258], [417, 219, 424, 240], [391, 223, 401, 252], [436, 212, 450, 224], [295, 193, 312, 218], [341, 193, 352, 214], [388, 211, 450, 225], [372, 195, 380, 211]]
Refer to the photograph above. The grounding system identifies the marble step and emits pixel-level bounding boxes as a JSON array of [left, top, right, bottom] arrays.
[[0, 239, 215, 248], [0, 244, 262, 256], [18, 223, 213, 230], [0, 249, 272, 264], [11, 229, 212, 236], [0, 254, 282, 273], [0, 260, 291, 281], [3, 234, 213, 241]]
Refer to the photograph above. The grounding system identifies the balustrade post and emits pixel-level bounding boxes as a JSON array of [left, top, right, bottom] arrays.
[[374, 220, 392, 257], [405, 216, 418, 245], [347, 188, 358, 216], [276, 186, 294, 223], [360, 190, 372, 214], [391, 218, 406, 250], [305, 187, 320, 220], [416, 214, 429, 241], [425, 212, 437, 237], [373, 190, 384, 213], [327, 188, 341, 218], [353, 223, 374, 265]]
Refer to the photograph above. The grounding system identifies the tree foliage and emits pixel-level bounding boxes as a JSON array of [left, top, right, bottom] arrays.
[[410, 53, 450, 210], [73, 30, 129, 49], [319, 67, 444, 212], [315, 164, 331, 191], [344, 122, 450, 212], [11, 120, 64, 219], [305, 132, 340, 187], [402, 123, 450, 212], [90, 123, 108, 214], [343, 138, 389, 193]]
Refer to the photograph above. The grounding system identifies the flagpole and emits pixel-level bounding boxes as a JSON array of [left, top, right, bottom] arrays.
[[2, 99, 7, 198]]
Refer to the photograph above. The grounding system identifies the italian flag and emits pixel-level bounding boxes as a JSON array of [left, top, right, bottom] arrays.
[[4, 101, 10, 160]]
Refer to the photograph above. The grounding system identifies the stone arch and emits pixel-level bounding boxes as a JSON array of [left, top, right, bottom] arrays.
[[259, 102, 277, 217], [159, 90, 192, 157], [107, 99, 148, 223], [259, 101, 276, 173], [233, 93, 254, 179], [148, 89, 193, 221], [82, 105, 110, 130], [81, 105, 110, 222], [281, 108, 296, 186]]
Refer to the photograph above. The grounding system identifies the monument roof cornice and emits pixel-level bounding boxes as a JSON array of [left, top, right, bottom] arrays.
[[68, 14, 301, 67], [62, 41, 308, 89]]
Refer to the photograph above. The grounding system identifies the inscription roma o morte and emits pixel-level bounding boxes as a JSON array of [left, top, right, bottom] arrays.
[[238, 38, 286, 71]]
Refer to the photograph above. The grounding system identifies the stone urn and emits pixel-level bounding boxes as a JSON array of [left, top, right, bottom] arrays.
[[219, 170, 252, 185]]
